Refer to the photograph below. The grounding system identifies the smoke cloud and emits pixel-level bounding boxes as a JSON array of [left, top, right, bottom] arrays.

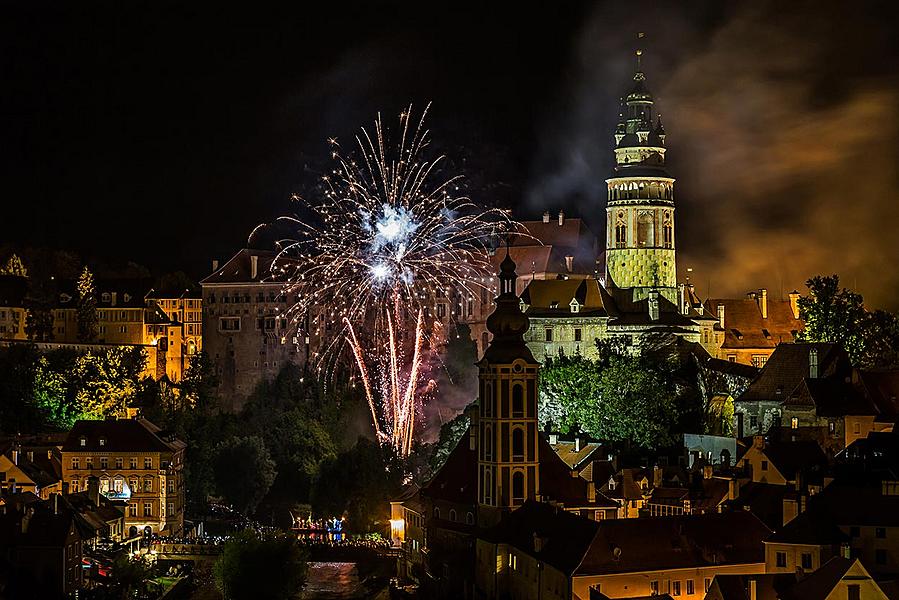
[[527, 1, 899, 309]]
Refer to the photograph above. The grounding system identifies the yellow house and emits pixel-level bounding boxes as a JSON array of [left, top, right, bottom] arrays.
[[0, 446, 63, 499], [707, 557, 889, 600], [61, 418, 186, 536]]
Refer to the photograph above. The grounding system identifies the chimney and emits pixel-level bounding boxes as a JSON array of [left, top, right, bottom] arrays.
[[53, 493, 59, 515], [653, 465, 663, 488], [565, 256, 574, 272], [788, 290, 801, 319], [717, 304, 725, 328], [840, 543, 851, 559], [21, 508, 33, 534], [11, 449, 18, 465], [748, 579, 757, 600], [558, 210, 565, 226], [587, 481, 596, 503], [648, 289, 660, 321], [111, 291, 117, 307], [575, 434, 582, 453], [759, 289, 768, 319], [728, 478, 738, 500], [26, 451, 33, 463], [250, 255, 259, 280], [703, 465, 713, 480], [809, 348, 819, 379], [549, 432, 558, 446], [542, 211, 551, 224], [678, 283, 687, 315], [753, 435, 765, 450], [88, 477, 100, 507]]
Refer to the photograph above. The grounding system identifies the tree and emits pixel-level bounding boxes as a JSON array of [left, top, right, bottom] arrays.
[[73, 346, 146, 418], [538, 340, 683, 450], [213, 435, 277, 514], [214, 529, 308, 600], [76, 266, 99, 342], [312, 436, 403, 532], [798, 275, 899, 367], [430, 409, 470, 472], [180, 351, 219, 412], [108, 555, 154, 600], [0, 253, 28, 277], [31, 356, 79, 429]]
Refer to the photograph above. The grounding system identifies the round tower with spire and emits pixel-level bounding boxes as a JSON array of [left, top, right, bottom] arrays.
[[605, 40, 677, 303]]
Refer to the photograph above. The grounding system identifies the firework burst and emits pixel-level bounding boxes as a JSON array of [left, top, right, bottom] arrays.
[[265, 104, 514, 456]]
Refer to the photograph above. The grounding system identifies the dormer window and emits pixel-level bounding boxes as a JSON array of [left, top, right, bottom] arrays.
[[79, 436, 87, 447], [570, 299, 580, 313], [549, 301, 559, 309], [99, 437, 106, 447], [101, 293, 111, 303]]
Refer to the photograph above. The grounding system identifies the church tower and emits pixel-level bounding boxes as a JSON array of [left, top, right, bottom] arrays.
[[476, 249, 540, 528], [605, 46, 677, 304]]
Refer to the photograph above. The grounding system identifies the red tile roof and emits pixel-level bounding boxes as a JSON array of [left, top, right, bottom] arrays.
[[705, 297, 803, 350]]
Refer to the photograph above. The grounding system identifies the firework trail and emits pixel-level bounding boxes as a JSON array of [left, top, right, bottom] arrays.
[[264, 104, 515, 456]]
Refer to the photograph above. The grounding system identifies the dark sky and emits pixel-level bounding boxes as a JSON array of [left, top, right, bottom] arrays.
[[3, 1, 899, 307]]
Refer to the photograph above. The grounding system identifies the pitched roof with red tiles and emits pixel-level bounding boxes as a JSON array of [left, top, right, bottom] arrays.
[[705, 296, 803, 351]]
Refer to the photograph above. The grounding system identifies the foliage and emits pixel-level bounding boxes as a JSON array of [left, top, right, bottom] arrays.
[[31, 356, 78, 429], [108, 555, 155, 600], [798, 275, 899, 368], [706, 395, 736, 437], [76, 265, 99, 342], [312, 436, 403, 532], [1, 253, 28, 277], [180, 351, 219, 412], [214, 529, 308, 600], [213, 435, 277, 514], [538, 338, 688, 450], [73, 346, 147, 418], [430, 409, 470, 472]]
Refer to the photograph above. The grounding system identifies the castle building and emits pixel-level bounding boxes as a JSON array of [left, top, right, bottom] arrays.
[[521, 49, 720, 361], [605, 48, 676, 304]]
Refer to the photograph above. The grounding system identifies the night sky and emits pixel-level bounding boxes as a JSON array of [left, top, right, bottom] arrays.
[[3, 1, 898, 307]]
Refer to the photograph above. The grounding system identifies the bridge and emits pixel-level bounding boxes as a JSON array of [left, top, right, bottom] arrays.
[[149, 540, 402, 563]]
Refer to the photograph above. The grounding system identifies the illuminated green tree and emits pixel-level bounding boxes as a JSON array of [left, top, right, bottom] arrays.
[[31, 356, 80, 429], [73, 346, 146, 418], [76, 266, 99, 342]]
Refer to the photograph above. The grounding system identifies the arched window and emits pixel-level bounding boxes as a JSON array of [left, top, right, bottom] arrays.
[[466, 512, 474, 525], [512, 384, 524, 417], [434, 507, 440, 519], [512, 428, 524, 461], [663, 212, 673, 249], [615, 212, 627, 249], [512, 471, 525, 505], [449, 509, 457, 522], [637, 211, 654, 247]]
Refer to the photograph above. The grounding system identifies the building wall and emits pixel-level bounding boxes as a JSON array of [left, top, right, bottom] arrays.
[[0, 306, 27, 340], [738, 444, 789, 485], [524, 316, 608, 363], [573, 563, 765, 600], [61, 448, 185, 536], [765, 542, 835, 574], [202, 283, 304, 411]]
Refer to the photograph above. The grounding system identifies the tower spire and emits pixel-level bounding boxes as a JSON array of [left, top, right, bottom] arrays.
[[634, 32, 645, 81]]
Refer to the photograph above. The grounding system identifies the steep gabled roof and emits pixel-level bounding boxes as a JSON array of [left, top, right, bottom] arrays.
[[575, 511, 770, 576], [481, 500, 601, 576], [521, 278, 607, 317], [62, 419, 185, 453], [421, 429, 477, 506], [738, 343, 847, 404], [780, 557, 867, 600], [200, 248, 285, 285], [705, 297, 803, 351]]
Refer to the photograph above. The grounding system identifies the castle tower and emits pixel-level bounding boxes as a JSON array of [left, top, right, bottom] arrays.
[[605, 46, 677, 303], [476, 249, 540, 527]]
